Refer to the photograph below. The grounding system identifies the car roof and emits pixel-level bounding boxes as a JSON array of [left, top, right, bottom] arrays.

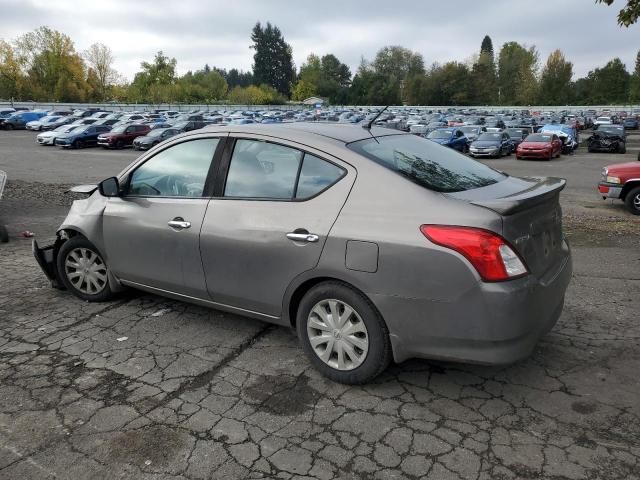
[[202, 123, 405, 144]]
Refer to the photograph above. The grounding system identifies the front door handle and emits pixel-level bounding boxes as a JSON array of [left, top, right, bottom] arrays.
[[168, 217, 191, 230], [286, 231, 319, 243]]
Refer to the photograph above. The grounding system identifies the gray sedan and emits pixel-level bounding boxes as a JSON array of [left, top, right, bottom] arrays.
[[34, 123, 572, 384]]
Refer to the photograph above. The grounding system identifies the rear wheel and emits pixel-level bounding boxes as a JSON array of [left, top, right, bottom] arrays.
[[296, 281, 391, 384], [624, 186, 640, 215], [57, 236, 115, 302], [0, 225, 8, 243]]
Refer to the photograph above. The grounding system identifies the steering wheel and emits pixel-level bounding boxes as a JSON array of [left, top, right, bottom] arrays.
[[155, 176, 187, 196]]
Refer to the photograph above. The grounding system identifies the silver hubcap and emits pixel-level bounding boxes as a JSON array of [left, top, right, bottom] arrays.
[[64, 248, 107, 295], [634, 193, 640, 209], [307, 299, 369, 371]]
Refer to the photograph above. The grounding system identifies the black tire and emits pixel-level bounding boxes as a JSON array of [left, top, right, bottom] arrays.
[[0, 225, 8, 243], [618, 142, 626, 154], [6, 124, 13, 130], [296, 281, 391, 384], [73, 139, 84, 149], [56, 236, 115, 302], [115, 140, 124, 149], [624, 186, 640, 215]]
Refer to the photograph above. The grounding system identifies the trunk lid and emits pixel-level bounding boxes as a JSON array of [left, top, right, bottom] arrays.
[[447, 176, 566, 277]]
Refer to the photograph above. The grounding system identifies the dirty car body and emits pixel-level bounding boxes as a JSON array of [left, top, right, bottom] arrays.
[[34, 124, 572, 383]]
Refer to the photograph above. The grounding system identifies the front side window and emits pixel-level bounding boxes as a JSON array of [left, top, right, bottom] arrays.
[[128, 138, 218, 197], [224, 140, 302, 199]]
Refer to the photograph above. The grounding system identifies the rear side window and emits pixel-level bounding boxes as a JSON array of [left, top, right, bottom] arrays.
[[296, 154, 344, 199], [224, 140, 302, 199], [348, 134, 505, 193], [224, 140, 344, 200]]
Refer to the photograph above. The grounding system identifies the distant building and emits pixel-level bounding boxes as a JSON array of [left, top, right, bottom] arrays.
[[302, 96, 325, 106]]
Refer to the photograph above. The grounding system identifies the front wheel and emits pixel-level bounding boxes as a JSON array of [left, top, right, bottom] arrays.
[[296, 282, 391, 384], [618, 142, 626, 154], [73, 139, 84, 149], [0, 225, 8, 243], [56, 236, 115, 302], [624, 186, 640, 215], [115, 140, 124, 149]]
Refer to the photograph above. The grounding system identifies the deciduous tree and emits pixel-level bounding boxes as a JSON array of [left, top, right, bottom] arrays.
[[539, 49, 573, 105]]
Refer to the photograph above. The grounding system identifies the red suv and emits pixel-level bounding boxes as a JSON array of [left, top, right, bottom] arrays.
[[598, 161, 640, 214], [97, 124, 150, 148]]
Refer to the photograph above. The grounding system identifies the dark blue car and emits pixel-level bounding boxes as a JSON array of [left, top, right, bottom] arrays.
[[469, 131, 514, 158], [55, 125, 111, 148], [426, 128, 469, 152]]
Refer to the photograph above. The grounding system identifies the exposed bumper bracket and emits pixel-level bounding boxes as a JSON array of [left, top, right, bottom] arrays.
[[32, 239, 64, 289]]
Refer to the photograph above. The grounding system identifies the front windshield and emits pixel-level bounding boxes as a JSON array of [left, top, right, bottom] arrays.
[[458, 127, 477, 134], [110, 125, 127, 134], [347, 134, 505, 193], [507, 129, 524, 137], [71, 126, 87, 133], [477, 133, 501, 141], [427, 130, 452, 139], [147, 129, 165, 137]]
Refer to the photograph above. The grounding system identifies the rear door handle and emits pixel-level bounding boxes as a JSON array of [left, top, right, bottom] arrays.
[[286, 232, 319, 243], [168, 217, 191, 230]]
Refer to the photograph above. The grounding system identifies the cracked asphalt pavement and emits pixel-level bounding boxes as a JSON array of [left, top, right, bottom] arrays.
[[0, 131, 639, 479]]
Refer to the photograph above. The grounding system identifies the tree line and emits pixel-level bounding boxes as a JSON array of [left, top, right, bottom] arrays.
[[1, 25, 639, 106]]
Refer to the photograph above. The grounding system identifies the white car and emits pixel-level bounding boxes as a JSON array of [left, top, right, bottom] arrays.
[[594, 116, 612, 126], [26, 115, 63, 131], [36, 124, 81, 145]]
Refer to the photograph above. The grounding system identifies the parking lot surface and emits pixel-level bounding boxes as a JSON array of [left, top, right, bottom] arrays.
[[1, 131, 639, 479]]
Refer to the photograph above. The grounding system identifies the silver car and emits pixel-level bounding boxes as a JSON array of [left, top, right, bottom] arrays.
[[34, 124, 572, 384]]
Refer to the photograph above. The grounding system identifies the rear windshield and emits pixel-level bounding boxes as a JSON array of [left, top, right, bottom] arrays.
[[477, 133, 501, 141], [525, 134, 552, 142], [347, 134, 505, 193], [427, 130, 452, 139]]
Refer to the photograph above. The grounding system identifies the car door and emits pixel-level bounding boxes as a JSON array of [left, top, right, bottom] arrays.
[[199, 135, 355, 317], [102, 135, 225, 297]]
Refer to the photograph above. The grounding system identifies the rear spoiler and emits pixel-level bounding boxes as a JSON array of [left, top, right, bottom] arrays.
[[470, 177, 566, 215]]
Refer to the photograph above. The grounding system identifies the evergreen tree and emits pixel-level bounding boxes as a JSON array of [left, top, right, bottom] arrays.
[[250, 22, 295, 96], [629, 50, 640, 102], [480, 35, 494, 61]]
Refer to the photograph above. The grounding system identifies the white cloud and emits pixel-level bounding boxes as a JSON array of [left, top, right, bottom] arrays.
[[0, 0, 637, 81]]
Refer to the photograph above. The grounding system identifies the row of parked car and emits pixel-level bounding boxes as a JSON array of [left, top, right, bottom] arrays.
[[0, 105, 636, 159], [421, 121, 632, 160], [0, 107, 314, 151]]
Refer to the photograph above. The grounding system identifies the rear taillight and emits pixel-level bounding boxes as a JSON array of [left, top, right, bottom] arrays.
[[420, 225, 528, 282]]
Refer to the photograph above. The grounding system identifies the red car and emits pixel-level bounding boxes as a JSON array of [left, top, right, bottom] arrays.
[[598, 161, 640, 215], [516, 133, 563, 160], [97, 124, 150, 149]]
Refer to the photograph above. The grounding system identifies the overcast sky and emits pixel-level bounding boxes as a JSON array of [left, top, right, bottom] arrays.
[[0, 0, 637, 81]]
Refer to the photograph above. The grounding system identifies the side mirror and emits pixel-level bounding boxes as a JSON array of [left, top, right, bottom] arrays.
[[99, 177, 120, 197]]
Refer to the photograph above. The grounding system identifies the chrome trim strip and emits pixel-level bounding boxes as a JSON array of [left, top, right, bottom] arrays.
[[119, 279, 280, 320]]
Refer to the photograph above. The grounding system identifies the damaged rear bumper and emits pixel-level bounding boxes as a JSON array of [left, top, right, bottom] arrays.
[[32, 239, 64, 289]]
